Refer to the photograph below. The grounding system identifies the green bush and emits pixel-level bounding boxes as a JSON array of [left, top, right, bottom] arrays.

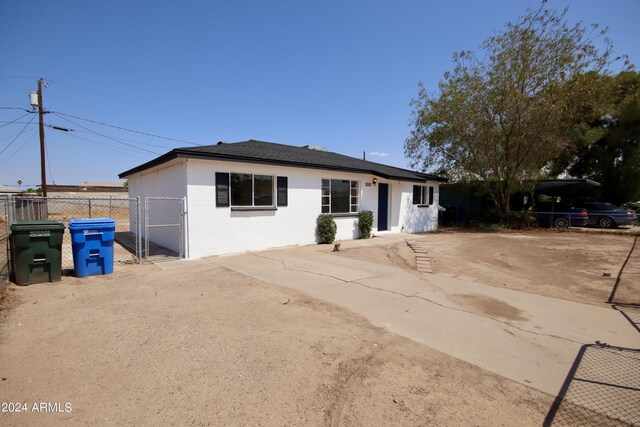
[[358, 210, 374, 239], [316, 213, 337, 244]]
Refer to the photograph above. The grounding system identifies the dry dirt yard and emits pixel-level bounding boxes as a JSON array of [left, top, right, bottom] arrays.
[[0, 255, 552, 426], [337, 228, 638, 306], [1, 228, 635, 426]]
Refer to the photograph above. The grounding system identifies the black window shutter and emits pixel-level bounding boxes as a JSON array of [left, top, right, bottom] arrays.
[[412, 185, 421, 205], [215, 172, 230, 207], [277, 176, 288, 206], [428, 186, 434, 205]]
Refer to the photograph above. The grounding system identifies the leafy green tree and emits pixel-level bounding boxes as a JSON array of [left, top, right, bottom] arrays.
[[553, 72, 640, 204], [405, 3, 629, 221]]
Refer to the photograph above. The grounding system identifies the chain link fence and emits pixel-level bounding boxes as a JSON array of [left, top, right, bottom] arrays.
[[1, 195, 10, 289], [0, 194, 187, 284], [3, 195, 141, 272], [544, 343, 640, 426]]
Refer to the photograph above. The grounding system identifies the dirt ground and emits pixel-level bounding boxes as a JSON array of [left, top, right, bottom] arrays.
[[0, 258, 551, 426], [2, 228, 637, 425], [337, 228, 637, 306]]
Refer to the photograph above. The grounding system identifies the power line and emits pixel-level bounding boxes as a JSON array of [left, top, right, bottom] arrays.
[[0, 75, 40, 80], [65, 132, 149, 161], [0, 106, 31, 112], [44, 137, 55, 185], [46, 79, 310, 146], [52, 111, 201, 146], [53, 114, 161, 155], [0, 129, 38, 167], [0, 115, 36, 157], [0, 112, 31, 128], [3, 114, 178, 150]]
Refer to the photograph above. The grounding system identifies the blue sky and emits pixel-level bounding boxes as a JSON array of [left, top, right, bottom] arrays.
[[1, 0, 638, 188]]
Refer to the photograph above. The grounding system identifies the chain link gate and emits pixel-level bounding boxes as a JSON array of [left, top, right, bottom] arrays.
[[0, 195, 11, 289], [0, 195, 142, 274], [143, 196, 185, 261]]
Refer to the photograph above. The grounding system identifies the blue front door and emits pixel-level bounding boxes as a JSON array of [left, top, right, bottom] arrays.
[[378, 183, 388, 231]]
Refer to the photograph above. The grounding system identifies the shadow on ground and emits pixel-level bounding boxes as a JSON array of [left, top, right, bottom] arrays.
[[115, 231, 180, 262], [544, 342, 640, 426]]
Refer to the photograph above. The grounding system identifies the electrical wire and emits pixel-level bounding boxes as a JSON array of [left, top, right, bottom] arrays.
[[0, 112, 31, 128], [0, 128, 38, 167], [0, 115, 36, 157], [44, 137, 55, 185], [53, 114, 161, 155], [0, 134, 21, 142], [65, 132, 149, 161], [46, 79, 310, 146], [52, 111, 200, 146], [3, 113, 176, 151], [47, 119, 179, 150], [0, 75, 40, 80]]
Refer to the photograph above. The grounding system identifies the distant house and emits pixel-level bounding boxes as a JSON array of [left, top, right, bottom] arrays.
[[47, 182, 127, 198], [0, 184, 20, 194], [119, 140, 447, 258]]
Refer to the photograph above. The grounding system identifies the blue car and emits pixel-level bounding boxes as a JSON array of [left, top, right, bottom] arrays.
[[577, 202, 637, 228], [534, 206, 589, 228]]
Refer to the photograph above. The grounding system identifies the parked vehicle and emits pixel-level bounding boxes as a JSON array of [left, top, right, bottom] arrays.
[[576, 202, 637, 228], [622, 201, 640, 221], [534, 205, 589, 228]]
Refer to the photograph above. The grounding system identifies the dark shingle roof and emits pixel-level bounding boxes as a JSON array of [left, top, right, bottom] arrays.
[[119, 140, 446, 182]]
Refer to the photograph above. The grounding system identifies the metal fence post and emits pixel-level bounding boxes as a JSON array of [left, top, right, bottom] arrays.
[[144, 196, 149, 261], [136, 196, 142, 263], [88, 198, 92, 218], [109, 196, 112, 218], [7, 194, 13, 226], [179, 197, 185, 259]]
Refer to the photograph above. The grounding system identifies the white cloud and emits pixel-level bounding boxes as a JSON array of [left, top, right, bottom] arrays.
[[368, 152, 389, 157]]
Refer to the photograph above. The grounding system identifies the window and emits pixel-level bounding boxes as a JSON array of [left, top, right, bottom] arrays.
[[322, 179, 358, 214], [216, 173, 287, 208], [413, 185, 434, 206], [231, 173, 254, 206]]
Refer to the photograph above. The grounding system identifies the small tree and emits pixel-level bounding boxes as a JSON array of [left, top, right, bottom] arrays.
[[316, 214, 337, 244], [358, 210, 374, 238]]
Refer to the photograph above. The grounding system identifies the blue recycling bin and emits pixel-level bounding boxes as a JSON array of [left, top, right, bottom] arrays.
[[68, 218, 116, 277]]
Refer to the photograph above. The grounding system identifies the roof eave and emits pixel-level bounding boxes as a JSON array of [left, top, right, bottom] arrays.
[[118, 150, 181, 178], [119, 149, 448, 183]]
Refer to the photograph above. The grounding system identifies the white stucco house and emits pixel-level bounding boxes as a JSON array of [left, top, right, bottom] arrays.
[[119, 140, 447, 259]]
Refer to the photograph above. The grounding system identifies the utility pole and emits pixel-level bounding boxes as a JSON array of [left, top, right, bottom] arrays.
[[37, 79, 47, 196], [32, 79, 48, 196]]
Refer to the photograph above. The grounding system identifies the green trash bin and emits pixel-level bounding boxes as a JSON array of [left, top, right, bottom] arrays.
[[10, 221, 65, 286]]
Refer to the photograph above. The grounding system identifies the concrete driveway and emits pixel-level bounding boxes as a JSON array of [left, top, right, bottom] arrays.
[[204, 234, 640, 396]]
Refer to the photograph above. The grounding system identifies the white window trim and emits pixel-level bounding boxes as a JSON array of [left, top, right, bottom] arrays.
[[414, 184, 434, 206], [321, 179, 359, 214]]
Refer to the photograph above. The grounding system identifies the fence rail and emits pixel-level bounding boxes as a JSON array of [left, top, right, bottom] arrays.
[[0, 194, 187, 285], [0, 195, 142, 281], [0, 195, 9, 289]]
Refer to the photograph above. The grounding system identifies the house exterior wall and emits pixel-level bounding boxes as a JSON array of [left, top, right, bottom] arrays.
[[183, 159, 440, 258], [125, 158, 441, 258], [126, 160, 187, 254], [397, 181, 440, 233]]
